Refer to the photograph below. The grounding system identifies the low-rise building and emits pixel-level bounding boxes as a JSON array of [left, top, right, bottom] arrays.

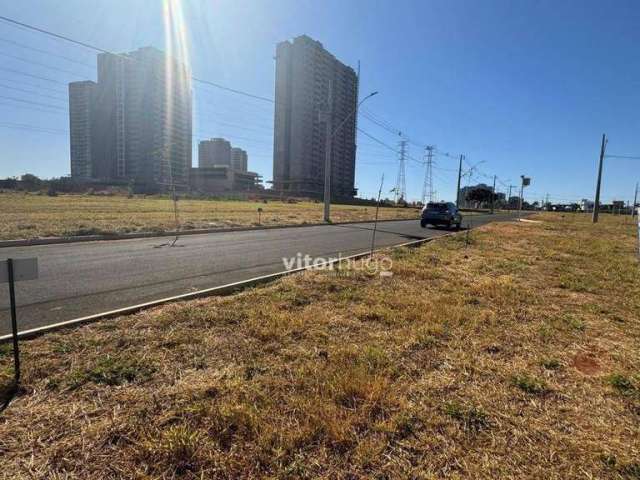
[[231, 147, 248, 172], [199, 138, 232, 167], [190, 166, 261, 194], [192, 138, 258, 194]]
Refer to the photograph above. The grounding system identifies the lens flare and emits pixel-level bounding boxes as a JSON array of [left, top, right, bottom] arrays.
[[162, 0, 192, 187]]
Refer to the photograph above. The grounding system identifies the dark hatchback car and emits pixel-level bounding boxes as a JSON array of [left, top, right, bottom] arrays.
[[420, 202, 463, 229]]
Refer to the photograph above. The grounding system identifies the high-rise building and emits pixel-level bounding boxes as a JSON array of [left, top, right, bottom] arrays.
[[68, 81, 96, 179], [272, 35, 359, 199], [69, 47, 192, 191], [231, 147, 248, 172], [198, 138, 231, 167]]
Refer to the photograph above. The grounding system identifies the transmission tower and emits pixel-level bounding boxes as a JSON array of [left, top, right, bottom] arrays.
[[421, 145, 434, 205], [395, 139, 407, 203]]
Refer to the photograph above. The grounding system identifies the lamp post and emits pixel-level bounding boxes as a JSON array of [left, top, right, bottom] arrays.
[[323, 91, 379, 222]]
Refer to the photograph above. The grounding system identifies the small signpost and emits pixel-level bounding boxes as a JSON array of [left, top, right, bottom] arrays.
[[1, 257, 38, 388], [519, 176, 531, 220]]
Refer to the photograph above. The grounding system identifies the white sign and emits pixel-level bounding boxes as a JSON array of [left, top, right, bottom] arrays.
[[0, 258, 38, 283]]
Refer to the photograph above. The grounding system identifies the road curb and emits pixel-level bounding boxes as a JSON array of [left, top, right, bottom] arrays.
[[0, 229, 460, 342], [0, 216, 419, 248]]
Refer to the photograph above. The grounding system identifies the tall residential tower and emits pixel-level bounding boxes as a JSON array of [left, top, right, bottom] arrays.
[[68, 80, 96, 179], [272, 35, 359, 199], [69, 47, 192, 192]]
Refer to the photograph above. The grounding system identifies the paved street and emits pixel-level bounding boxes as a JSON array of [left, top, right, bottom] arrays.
[[0, 213, 520, 335]]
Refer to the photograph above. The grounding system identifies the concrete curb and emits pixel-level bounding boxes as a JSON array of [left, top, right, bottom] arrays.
[[0, 216, 420, 249], [0, 229, 459, 342]]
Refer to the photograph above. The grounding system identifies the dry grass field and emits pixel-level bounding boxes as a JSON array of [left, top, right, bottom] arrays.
[[0, 213, 638, 478], [0, 192, 420, 240]]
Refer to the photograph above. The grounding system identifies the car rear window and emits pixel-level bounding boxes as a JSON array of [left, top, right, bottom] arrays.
[[426, 203, 448, 211]]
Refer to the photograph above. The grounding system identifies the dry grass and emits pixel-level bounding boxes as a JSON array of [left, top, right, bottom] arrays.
[[0, 212, 639, 478], [0, 192, 419, 240]]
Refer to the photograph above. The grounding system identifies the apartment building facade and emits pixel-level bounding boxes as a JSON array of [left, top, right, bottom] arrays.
[[68, 80, 96, 179], [272, 35, 359, 199], [69, 47, 192, 191]]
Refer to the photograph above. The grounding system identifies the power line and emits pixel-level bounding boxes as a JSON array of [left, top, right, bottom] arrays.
[[0, 121, 67, 134], [0, 75, 66, 93], [0, 15, 277, 105], [0, 83, 67, 102], [605, 154, 640, 160], [0, 94, 66, 110], [0, 101, 66, 115], [361, 110, 401, 136], [0, 37, 94, 68], [192, 77, 274, 103], [0, 66, 67, 84], [357, 128, 398, 154], [0, 14, 112, 54], [0, 51, 87, 78]]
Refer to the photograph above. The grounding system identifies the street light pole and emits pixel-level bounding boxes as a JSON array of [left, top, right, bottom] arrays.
[[323, 90, 379, 222]]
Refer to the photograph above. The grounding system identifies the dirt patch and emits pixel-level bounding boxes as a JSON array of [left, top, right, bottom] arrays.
[[571, 352, 602, 376]]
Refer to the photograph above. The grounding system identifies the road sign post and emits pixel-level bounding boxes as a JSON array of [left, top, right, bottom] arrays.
[[518, 176, 531, 220], [1, 257, 38, 390]]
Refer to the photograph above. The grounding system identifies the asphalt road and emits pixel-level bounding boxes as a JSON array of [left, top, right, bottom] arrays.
[[0, 213, 521, 335]]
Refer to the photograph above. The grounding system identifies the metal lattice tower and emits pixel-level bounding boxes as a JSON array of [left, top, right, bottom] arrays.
[[421, 145, 434, 205], [395, 139, 407, 203]]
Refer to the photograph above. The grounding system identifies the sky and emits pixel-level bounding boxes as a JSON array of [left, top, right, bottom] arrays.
[[0, 0, 638, 204]]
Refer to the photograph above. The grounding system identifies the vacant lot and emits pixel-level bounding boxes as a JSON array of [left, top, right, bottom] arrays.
[[0, 192, 420, 240], [1, 213, 638, 478]]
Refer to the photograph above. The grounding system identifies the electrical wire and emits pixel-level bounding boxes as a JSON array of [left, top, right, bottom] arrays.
[[0, 94, 66, 110], [0, 37, 94, 68]]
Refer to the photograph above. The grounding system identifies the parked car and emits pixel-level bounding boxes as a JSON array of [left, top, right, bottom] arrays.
[[420, 202, 462, 229]]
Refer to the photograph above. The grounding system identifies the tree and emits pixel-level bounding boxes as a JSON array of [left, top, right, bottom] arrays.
[[465, 186, 494, 205], [20, 173, 42, 190]]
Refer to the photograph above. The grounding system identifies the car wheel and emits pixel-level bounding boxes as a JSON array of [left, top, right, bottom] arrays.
[[455, 222, 461, 230], [420, 219, 427, 228]]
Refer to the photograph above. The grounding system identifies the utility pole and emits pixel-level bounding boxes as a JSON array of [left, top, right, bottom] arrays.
[[592, 133, 607, 223], [456, 154, 464, 208], [322, 82, 334, 222], [491, 174, 497, 214], [633, 182, 638, 218], [395, 139, 407, 204], [421, 145, 434, 205]]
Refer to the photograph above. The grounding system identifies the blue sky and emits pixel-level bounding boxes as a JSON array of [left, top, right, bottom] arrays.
[[0, 0, 638, 204]]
